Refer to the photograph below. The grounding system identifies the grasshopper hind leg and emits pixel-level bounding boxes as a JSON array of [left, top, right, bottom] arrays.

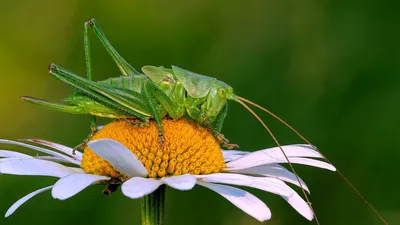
[[72, 124, 99, 155], [85, 18, 140, 76], [72, 18, 99, 155]]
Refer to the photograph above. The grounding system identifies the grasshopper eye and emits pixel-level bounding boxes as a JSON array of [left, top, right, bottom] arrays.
[[218, 88, 226, 98]]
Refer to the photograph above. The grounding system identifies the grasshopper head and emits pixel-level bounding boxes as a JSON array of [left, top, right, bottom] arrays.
[[216, 80, 235, 100], [202, 80, 235, 120]]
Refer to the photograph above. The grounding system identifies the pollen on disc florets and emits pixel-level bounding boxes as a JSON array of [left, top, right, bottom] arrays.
[[81, 119, 226, 180]]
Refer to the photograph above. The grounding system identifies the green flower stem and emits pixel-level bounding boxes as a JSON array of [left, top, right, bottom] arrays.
[[141, 185, 166, 225]]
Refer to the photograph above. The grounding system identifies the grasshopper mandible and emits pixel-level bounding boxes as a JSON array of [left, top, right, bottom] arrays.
[[21, 19, 387, 225]]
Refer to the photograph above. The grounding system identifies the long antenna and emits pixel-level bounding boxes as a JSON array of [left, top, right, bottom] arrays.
[[235, 99, 320, 225], [237, 96, 388, 225]]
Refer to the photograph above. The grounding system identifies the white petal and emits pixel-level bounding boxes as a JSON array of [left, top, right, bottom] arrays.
[[161, 174, 196, 190], [225, 164, 313, 220], [122, 177, 162, 199], [282, 192, 313, 220], [265, 145, 323, 158], [228, 155, 335, 171], [0, 140, 79, 165], [67, 167, 86, 174], [88, 139, 147, 177], [0, 150, 32, 159], [5, 186, 53, 218], [224, 164, 310, 193], [0, 158, 23, 163], [52, 173, 110, 200], [21, 139, 82, 160], [222, 150, 249, 162], [198, 182, 271, 222], [273, 158, 336, 171], [196, 173, 293, 197], [35, 156, 71, 163], [226, 145, 323, 169], [0, 159, 78, 177], [223, 155, 244, 162], [223, 150, 249, 155]]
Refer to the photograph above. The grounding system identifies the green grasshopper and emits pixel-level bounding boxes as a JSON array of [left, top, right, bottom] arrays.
[[23, 18, 240, 149], [21, 19, 388, 225], [32, 63, 236, 147]]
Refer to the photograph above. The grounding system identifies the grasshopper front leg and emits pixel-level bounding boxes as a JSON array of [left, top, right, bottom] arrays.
[[206, 104, 239, 149], [184, 97, 238, 149]]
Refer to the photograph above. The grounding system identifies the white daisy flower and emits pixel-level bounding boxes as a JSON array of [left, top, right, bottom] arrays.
[[0, 119, 335, 222]]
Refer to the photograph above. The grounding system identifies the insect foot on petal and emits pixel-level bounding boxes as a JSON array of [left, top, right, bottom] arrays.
[[215, 133, 239, 149], [72, 127, 99, 155]]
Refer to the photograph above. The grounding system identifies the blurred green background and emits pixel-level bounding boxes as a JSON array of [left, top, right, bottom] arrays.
[[0, 0, 399, 224]]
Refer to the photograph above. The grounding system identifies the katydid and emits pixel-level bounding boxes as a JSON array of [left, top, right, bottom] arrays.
[[25, 62, 237, 147], [21, 19, 387, 224]]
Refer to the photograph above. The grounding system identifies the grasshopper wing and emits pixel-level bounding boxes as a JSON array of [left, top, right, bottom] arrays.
[[142, 66, 176, 84], [171, 65, 216, 98]]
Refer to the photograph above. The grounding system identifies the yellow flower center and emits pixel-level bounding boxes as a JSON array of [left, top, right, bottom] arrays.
[[81, 119, 226, 180]]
